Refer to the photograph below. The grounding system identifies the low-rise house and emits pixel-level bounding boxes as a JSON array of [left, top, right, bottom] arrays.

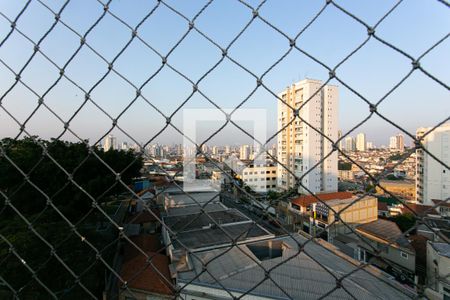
[[432, 199, 450, 217], [425, 242, 450, 300], [417, 217, 450, 242], [354, 219, 416, 283], [284, 192, 377, 242]]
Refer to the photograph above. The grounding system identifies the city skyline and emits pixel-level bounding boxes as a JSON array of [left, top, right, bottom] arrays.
[[0, 1, 448, 146]]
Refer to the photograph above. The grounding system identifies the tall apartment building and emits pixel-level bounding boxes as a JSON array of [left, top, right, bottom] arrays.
[[277, 79, 338, 194], [240, 144, 251, 160], [389, 134, 405, 152], [416, 123, 450, 205], [344, 136, 355, 152], [103, 134, 117, 151], [356, 133, 366, 152]]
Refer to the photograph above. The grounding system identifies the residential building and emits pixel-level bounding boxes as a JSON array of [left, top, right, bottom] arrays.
[[103, 134, 117, 150], [242, 162, 277, 192], [239, 144, 251, 160], [416, 123, 450, 205], [280, 192, 377, 241], [353, 219, 416, 283], [425, 242, 450, 300], [356, 133, 366, 152], [277, 79, 338, 193], [390, 134, 405, 152], [366, 141, 374, 150], [344, 136, 355, 152]]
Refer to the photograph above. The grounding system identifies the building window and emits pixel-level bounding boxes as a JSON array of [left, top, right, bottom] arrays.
[[400, 251, 408, 259]]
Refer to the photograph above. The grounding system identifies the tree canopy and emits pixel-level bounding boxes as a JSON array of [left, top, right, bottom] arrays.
[[0, 137, 143, 299]]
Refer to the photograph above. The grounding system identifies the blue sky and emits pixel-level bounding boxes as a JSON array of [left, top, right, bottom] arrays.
[[0, 0, 449, 147]]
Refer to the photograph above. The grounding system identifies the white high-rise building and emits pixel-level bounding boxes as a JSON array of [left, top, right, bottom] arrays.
[[240, 145, 250, 160], [211, 146, 219, 155], [366, 142, 374, 150], [277, 79, 338, 194], [356, 133, 366, 152], [103, 134, 117, 151], [416, 123, 450, 205], [389, 134, 405, 151], [121, 142, 128, 151], [344, 136, 355, 152], [225, 145, 230, 155]]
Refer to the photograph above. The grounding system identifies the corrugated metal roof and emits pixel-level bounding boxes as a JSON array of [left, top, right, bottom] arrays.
[[178, 234, 413, 300]]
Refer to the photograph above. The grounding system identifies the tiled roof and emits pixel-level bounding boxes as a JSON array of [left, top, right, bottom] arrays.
[[291, 192, 353, 207], [121, 234, 173, 295], [121, 252, 173, 295], [401, 203, 437, 216]]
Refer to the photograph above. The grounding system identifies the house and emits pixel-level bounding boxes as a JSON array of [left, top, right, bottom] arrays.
[[282, 192, 377, 242], [425, 242, 450, 300], [354, 219, 416, 283], [432, 199, 450, 217], [417, 217, 450, 242]]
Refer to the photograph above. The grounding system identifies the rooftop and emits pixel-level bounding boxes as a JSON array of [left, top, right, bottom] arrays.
[[165, 202, 226, 216], [291, 191, 354, 207], [120, 235, 173, 296], [172, 222, 272, 251], [430, 242, 450, 258], [356, 219, 414, 251], [178, 234, 413, 299], [164, 209, 248, 232]]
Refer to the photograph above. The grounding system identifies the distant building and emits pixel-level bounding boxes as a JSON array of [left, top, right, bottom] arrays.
[[103, 134, 117, 150], [344, 136, 355, 152], [239, 144, 251, 160], [416, 123, 450, 205], [211, 146, 219, 155], [356, 133, 366, 151], [366, 141, 374, 150], [277, 79, 338, 194], [390, 134, 405, 152], [242, 162, 277, 192]]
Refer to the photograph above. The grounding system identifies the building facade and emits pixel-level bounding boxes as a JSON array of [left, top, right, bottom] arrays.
[[416, 123, 450, 205], [356, 133, 366, 152], [277, 79, 338, 194], [242, 163, 277, 192]]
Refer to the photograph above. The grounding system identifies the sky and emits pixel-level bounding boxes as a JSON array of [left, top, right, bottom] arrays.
[[0, 0, 449, 148]]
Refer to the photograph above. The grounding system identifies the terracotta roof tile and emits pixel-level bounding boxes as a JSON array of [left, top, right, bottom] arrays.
[[121, 252, 173, 295], [121, 235, 173, 295], [291, 192, 353, 207]]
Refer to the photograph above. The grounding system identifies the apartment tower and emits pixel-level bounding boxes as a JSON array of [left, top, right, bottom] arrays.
[[416, 123, 450, 205], [277, 79, 338, 194]]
